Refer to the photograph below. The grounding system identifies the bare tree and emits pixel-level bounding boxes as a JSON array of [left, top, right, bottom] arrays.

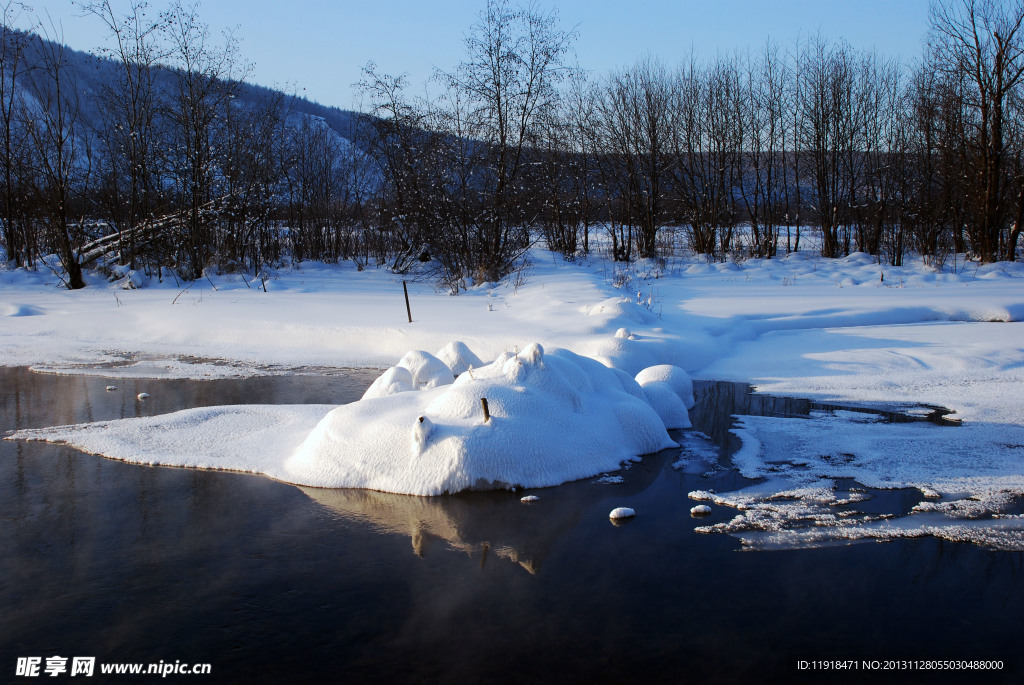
[[858, 52, 905, 262], [221, 87, 292, 272], [798, 36, 862, 258], [358, 64, 447, 274], [0, 2, 34, 266], [24, 22, 92, 288], [595, 58, 673, 260], [670, 55, 743, 259], [438, 0, 575, 282], [929, 0, 1024, 262], [1008, 81, 1024, 259], [79, 0, 169, 270], [531, 70, 599, 260], [563, 71, 599, 255], [737, 44, 788, 258], [783, 34, 806, 254], [162, 1, 244, 278]]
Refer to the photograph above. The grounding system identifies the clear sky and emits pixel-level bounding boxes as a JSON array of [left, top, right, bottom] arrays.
[[33, 0, 931, 110]]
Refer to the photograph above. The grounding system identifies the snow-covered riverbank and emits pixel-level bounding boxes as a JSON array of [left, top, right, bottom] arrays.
[[5, 248, 1024, 547]]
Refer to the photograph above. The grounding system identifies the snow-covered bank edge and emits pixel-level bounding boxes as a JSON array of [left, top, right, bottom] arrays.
[[9, 343, 693, 496], [5, 248, 1024, 547]]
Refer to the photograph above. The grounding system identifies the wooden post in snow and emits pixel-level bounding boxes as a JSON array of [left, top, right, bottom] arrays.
[[403, 280, 413, 323]]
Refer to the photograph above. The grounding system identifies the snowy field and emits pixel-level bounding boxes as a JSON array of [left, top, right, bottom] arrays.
[[4, 245, 1024, 549]]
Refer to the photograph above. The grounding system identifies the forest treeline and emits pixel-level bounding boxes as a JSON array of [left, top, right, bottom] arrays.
[[0, 0, 1022, 291]]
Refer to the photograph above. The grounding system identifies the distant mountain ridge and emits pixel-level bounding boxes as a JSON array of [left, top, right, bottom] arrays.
[[6, 25, 364, 148]]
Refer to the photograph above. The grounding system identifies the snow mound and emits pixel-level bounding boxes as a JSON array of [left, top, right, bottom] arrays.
[[105, 264, 150, 289], [362, 366, 414, 399], [361, 350, 454, 399], [610, 367, 646, 400], [641, 381, 692, 430], [398, 350, 455, 389], [690, 505, 712, 517], [609, 507, 635, 519], [582, 328, 699, 376], [286, 344, 676, 495], [4, 303, 43, 317], [435, 341, 485, 376], [634, 364, 693, 429], [635, 364, 695, 409], [12, 343, 677, 497], [585, 334, 663, 375], [585, 297, 655, 325]]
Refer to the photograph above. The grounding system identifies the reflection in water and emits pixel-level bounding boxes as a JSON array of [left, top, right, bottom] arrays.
[[1, 365, 383, 430], [3, 367, 1024, 682], [301, 488, 574, 573], [301, 443, 679, 573], [690, 379, 957, 449], [689, 380, 813, 452]]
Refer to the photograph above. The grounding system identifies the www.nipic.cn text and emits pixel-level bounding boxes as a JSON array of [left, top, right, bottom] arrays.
[[15, 657, 212, 678]]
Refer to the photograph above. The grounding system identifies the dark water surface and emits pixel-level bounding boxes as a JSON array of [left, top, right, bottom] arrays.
[[1, 368, 1021, 684]]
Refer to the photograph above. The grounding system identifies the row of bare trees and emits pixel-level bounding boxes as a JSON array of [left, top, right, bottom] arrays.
[[358, 0, 575, 290], [358, 0, 1024, 285], [536, 0, 1024, 267], [0, 0, 1022, 291], [0, 0, 378, 287]]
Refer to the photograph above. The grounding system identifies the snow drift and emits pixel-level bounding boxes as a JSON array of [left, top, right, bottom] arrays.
[[285, 344, 678, 494]]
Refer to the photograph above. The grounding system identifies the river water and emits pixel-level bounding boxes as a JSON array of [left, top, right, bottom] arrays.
[[1, 367, 1021, 683]]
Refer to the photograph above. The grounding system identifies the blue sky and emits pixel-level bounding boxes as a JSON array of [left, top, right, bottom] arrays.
[[38, 0, 930, 110]]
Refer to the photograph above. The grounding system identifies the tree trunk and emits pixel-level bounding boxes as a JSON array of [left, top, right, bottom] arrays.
[[1007, 185, 1024, 262]]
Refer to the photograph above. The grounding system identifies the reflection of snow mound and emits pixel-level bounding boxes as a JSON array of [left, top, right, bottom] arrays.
[[287, 343, 676, 495], [298, 486, 576, 573]]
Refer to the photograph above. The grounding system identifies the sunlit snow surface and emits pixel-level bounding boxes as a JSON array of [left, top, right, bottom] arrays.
[[14, 404, 337, 473], [685, 409, 1024, 551], [4, 246, 1024, 547], [12, 344, 685, 496]]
